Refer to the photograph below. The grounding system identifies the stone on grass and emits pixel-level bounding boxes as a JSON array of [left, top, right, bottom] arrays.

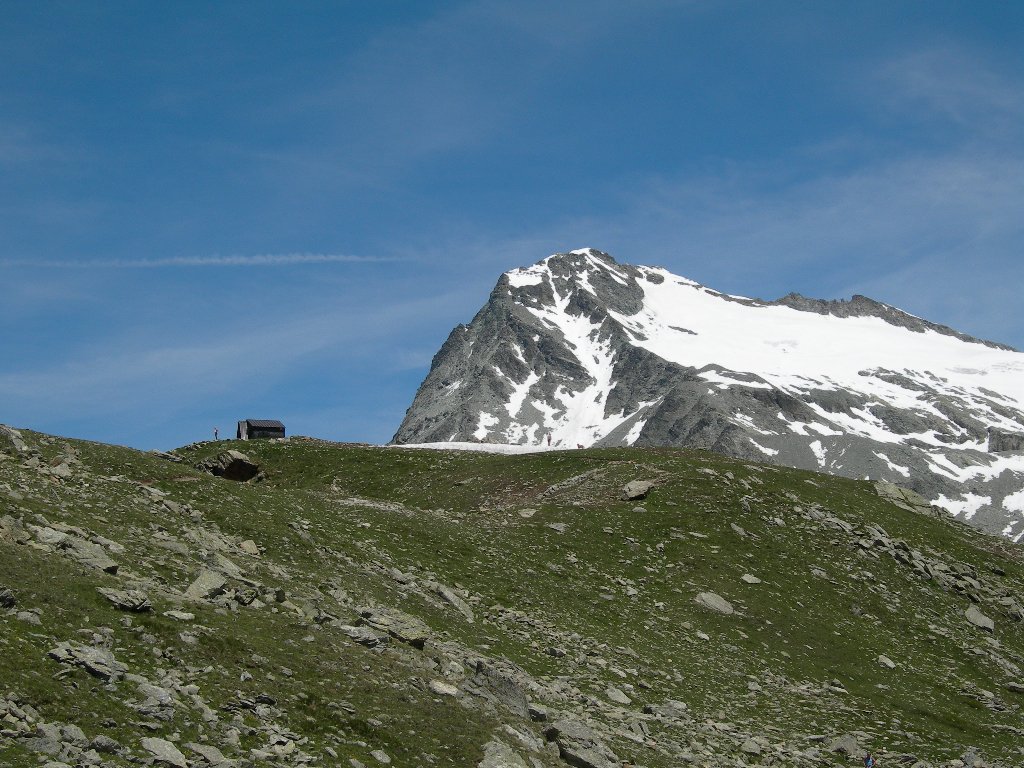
[[479, 738, 530, 768], [430, 582, 475, 623], [196, 450, 260, 482], [90, 735, 121, 754], [605, 687, 632, 705], [47, 641, 127, 681], [620, 480, 655, 501], [544, 719, 619, 768], [185, 569, 228, 601], [337, 624, 389, 648], [239, 539, 260, 556], [966, 604, 994, 633], [740, 738, 762, 755], [357, 606, 430, 649], [828, 733, 861, 756], [64, 539, 119, 574], [463, 661, 529, 718], [97, 588, 152, 612], [0, 425, 27, 454], [428, 680, 459, 697], [695, 592, 734, 615], [140, 737, 188, 768]]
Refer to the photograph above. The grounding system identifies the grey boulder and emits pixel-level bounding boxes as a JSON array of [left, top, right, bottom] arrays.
[[620, 480, 656, 501], [97, 588, 152, 612], [196, 450, 260, 482], [544, 719, 619, 768]]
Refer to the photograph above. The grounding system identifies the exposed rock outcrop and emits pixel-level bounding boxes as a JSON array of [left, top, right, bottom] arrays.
[[196, 450, 260, 482]]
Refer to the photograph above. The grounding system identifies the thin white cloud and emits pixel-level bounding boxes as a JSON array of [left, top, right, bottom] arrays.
[[0, 252, 406, 268], [870, 46, 1024, 130], [0, 288, 464, 421]]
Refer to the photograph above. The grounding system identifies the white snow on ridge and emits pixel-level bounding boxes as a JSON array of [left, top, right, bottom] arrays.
[[809, 440, 827, 467], [505, 371, 540, 418], [615, 267, 1024, 418], [505, 256, 1024, 456], [395, 441, 552, 455], [474, 412, 498, 441], [873, 451, 910, 477], [506, 265, 546, 288], [750, 439, 779, 457], [1004, 488, 1024, 514], [935, 492, 992, 520]]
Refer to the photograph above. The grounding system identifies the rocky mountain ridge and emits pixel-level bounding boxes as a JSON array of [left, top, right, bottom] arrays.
[[393, 249, 1024, 540]]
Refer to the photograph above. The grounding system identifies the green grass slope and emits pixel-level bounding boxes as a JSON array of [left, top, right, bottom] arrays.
[[1, 427, 1022, 768]]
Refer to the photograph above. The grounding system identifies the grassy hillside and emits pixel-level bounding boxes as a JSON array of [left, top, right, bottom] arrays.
[[1, 427, 1022, 767]]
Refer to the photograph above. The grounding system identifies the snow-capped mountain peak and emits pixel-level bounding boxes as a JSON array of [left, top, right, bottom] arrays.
[[394, 249, 1024, 540]]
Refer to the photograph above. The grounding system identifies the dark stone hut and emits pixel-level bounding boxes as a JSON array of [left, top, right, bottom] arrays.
[[236, 419, 286, 440]]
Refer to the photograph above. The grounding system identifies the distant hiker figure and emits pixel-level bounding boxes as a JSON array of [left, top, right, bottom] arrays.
[[547, 434, 551, 446], [864, 753, 875, 768], [214, 427, 219, 441]]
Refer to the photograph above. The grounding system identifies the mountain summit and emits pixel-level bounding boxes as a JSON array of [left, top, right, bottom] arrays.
[[394, 249, 1024, 539]]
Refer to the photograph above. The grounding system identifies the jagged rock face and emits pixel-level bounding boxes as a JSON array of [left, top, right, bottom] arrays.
[[393, 249, 1024, 541]]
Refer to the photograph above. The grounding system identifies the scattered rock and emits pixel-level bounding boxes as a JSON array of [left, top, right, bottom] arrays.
[[186, 741, 233, 766], [430, 581, 475, 623], [478, 738, 530, 768], [48, 641, 127, 681], [463, 661, 529, 718], [545, 719, 619, 768], [97, 588, 152, 612], [966, 604, 995, 633], [605, 687, 631, 705], [740, 738, 762, 755], [429, 680, 460, 697], [741, 574, 761, 585], [828, 733, 861, 756], [528, 702, 549, 722], [90, 734, 121, 754], [0, 587, 17, 608], [337, 624, 389, 648], [64, 538, 119, 574], [0, 424, 28, 454], [140, 736, 189, 767], [620, 480, 655, 501], [878, 655, 897, 669], [239, 539, 260, 556], [695, 592, 734, 615], [357, 606, 430, 649], [196, 450, 260, 482], [184, 569, 228, 601]]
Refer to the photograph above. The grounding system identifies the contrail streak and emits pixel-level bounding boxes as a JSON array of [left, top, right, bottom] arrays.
[[0, 252, 404, 268]]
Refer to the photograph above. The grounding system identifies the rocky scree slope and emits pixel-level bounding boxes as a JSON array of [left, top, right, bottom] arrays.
[[3, 424, 1024, 766], [392, 249, 1024, 540]]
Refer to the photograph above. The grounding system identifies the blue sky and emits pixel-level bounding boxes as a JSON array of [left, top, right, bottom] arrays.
[[2, 1, 1023, 450]]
